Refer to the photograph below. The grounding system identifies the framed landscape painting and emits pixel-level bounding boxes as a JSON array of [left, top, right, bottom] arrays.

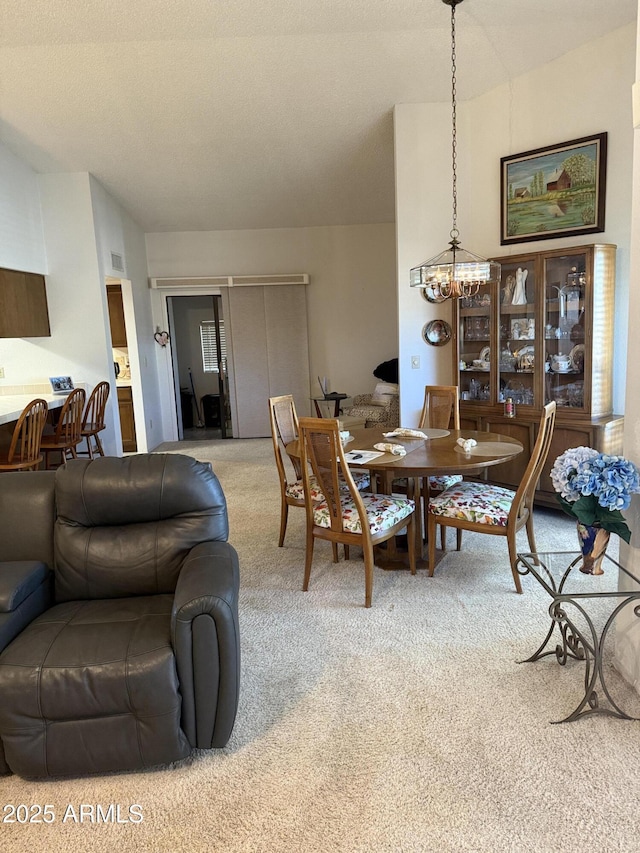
[[500, 133, 607, 245]]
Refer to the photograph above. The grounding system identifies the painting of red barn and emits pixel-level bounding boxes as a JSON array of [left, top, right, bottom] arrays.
[[500, 133, 607, 245]]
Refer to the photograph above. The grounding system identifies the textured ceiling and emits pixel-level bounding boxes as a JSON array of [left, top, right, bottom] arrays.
[[0, 0, 636, 232]]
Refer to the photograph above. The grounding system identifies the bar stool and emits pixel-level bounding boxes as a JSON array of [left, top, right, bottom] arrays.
[[0, 398, 49, 471], [40, 387, 86, 469], [78, 381, 110, 458]]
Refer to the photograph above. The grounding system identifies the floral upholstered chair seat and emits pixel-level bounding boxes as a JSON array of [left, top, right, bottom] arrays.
[[428, 481, 516, 526], [428, 473, 463, 492], [392, 472, 462, 494], [313, 492, 414, 534], [286, 470, 370, 503]]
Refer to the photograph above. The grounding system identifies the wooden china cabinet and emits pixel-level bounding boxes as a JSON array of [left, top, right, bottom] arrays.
[[453, 243, 623, 507]]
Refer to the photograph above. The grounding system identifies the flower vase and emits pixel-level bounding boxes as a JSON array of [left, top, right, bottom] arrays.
[[577, 523, 610, 575]]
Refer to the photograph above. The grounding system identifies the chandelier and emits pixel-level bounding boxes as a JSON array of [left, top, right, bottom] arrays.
[[410, 0, 500, 302]]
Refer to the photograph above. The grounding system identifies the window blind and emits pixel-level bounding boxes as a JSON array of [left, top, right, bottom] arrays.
[[200, 320, 226, 373]]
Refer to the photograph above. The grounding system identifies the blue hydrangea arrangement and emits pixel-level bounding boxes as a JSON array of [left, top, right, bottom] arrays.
[[550, 446, 640, 543]]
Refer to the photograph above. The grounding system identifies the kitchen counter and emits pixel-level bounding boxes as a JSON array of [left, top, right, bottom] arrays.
[[0, 393, 67, 426]]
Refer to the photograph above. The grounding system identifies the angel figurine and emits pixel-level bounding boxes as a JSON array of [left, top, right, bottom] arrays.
[[511, 267, 528, 305]]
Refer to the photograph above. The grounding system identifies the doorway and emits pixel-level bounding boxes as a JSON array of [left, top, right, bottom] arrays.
[[167, 295, 232, 441], [106, 279, 140, 452]]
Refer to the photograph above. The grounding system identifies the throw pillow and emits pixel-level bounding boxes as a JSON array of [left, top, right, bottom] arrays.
[[370, 381, 399, 406]]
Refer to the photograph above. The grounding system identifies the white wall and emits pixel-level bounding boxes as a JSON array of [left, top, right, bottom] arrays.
[[613, 3, 640, 690], [395, 23, 636, 425], [0, 169, 120, 444], [88, 176, 162, 452], [395, 101, 454, 425], [145, 223, 398, 419], [0, 149, 162, 455], [0, 143, 46, 273]]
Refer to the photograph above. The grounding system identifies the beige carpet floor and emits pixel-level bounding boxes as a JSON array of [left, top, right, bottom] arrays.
[[4, 438, 640, 853]]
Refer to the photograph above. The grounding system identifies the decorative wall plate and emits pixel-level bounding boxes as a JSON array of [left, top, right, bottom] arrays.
[[570, 344, 585, 372], [422, 319, 452, 346], [420, 288, 448, 304]]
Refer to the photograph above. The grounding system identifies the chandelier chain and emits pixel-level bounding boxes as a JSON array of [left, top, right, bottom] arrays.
[[450, 0, 458, 240], [408, 0, 500, 300]]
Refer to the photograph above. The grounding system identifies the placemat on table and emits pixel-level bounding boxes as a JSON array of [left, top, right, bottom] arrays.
[[454, 441, 520, 457]]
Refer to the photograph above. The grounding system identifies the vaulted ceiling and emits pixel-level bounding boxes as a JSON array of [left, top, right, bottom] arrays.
[[0, 0, 636, 232]]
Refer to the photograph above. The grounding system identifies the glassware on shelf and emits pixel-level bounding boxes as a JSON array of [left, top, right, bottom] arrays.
[[499, 346, 517, 371]]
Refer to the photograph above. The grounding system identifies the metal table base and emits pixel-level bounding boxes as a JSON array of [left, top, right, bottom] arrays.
[[516, 551, 640, 724]]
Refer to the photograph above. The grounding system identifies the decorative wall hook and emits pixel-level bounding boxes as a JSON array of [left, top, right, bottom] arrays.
[[154, 329, 170, 347]]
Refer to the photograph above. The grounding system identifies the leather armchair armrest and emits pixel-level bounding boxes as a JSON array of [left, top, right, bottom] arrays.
[[0, 561, 53, 653], [171, 541, 240, 749]]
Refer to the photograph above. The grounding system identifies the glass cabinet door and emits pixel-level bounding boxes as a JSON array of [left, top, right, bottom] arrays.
[[458, 283, 492, 403], [498, 260, 537, 409], [544, 251, 587, 412]]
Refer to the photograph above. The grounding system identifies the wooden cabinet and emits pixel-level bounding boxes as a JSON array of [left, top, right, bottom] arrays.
[[0, 268, 50, 337], [107, 284, 127, 347], [117, 386, 137, 452], [454, 243, 623, 506]]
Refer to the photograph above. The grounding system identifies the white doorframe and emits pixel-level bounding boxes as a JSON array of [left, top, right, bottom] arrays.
[[166, 296, 183, 440]]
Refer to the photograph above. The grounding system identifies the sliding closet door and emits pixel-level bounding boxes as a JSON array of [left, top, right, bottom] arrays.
[[264, 285, 310, 413], [223, 287, 270, 437], [224, 284, 310, 438]]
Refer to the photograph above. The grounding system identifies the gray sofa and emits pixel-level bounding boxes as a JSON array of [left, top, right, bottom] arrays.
[[0, 453, 240, 778]]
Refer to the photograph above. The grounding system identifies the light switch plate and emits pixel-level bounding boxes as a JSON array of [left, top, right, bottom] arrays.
[[411, 356, 420, 369]]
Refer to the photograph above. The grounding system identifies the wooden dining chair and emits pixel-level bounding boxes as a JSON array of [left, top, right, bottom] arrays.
[[427, 402, 557, 593], [269, 395, 369, 549], [299, 416, 416, 608], [0, 398, 48, 472], [419, 385, 463, 549], [78, 380, 110, 458], [40, 387, 87, 469], [269, 394, 314, 547], [388, 385, 462, 549]]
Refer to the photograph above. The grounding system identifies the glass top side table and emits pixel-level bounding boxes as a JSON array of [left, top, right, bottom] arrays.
[[311, 394, 349, 418], [516, 551, 640, 723]]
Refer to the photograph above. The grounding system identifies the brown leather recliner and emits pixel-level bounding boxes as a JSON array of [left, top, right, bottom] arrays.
[[0, 453, 240, 778]]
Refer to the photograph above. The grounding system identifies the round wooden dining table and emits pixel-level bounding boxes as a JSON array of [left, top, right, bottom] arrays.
[[344, 426, 522, 477], [288, 424, 524, 569]]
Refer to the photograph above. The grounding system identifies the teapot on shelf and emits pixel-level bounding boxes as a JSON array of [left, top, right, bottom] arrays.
[[551, 353, 572, 373]]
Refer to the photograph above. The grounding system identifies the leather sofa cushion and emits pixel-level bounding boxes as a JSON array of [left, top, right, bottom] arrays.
[[0, 472, 55, 566], [54, 454, 229, 601], [0, 595, 190, 777], [0, 562, 50, 612]]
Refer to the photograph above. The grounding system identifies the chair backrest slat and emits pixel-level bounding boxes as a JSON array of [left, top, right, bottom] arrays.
[[82, 381, 110, 431], [510, 402, 557, 522], [269, 394, 303, 481], [55, 388, 86, 446]]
